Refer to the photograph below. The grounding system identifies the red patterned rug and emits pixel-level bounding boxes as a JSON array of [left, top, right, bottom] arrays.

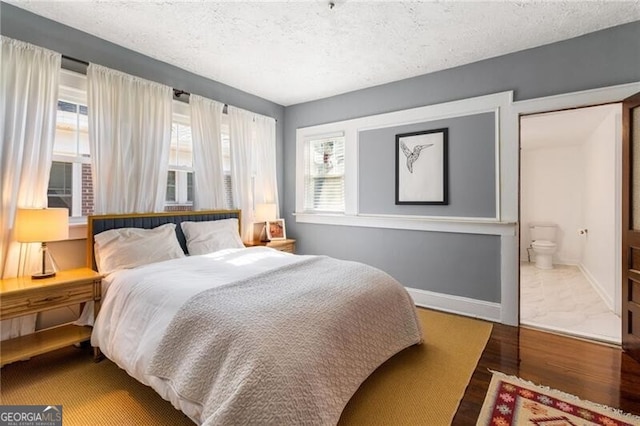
[[476, 371, 640, 426]]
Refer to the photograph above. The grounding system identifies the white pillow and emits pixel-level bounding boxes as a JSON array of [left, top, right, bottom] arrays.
[[181, 219, 244, 255], [94, 223, 185, 274]]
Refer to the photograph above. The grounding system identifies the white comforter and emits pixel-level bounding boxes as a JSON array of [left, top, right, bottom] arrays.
[[92, 247, 422, 425]]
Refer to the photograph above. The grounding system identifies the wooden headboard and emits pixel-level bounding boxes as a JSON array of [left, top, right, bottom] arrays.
[[86, 210, 241, 271]]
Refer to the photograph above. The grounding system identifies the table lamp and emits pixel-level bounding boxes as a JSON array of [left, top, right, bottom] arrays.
[[15, 208, 69, 279], [254, 203, 277, 242]]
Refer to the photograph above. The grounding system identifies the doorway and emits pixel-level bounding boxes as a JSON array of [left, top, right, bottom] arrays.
[[519, 103, 622, 344]]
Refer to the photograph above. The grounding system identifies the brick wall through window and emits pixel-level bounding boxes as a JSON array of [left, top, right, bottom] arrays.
[[81, 163, 94, 216]]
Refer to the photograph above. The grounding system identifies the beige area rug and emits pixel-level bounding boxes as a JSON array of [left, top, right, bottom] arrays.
[[0, 309, 491, 426], [476, 371, 640, 426], [340, 309, 492, 425]]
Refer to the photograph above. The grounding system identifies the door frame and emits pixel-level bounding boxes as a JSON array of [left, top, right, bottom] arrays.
[[506, 82, 640, 326], [621, 92, 640, 359], [518, 104, 622, 317]]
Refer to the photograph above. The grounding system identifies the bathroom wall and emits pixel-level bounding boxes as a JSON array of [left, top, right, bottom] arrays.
[[520, 144, 584, 264], [582, 107, 618, 309], [520, 105, 618, 310]]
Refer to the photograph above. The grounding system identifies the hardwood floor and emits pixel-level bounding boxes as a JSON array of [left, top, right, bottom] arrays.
[[452, 323, 640, 424]]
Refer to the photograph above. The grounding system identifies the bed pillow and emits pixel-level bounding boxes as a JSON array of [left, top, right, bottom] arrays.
[[181, 219, 244, 255], [94, 223, 185, 274]]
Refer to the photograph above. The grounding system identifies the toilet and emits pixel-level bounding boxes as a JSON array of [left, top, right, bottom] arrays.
[[529, 223, 558, 270]]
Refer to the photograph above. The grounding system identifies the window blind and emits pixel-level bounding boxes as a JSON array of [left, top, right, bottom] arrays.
[[304, 135, 345, 212]]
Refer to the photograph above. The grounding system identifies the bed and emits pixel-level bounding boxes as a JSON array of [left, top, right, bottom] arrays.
[[87, 210, 423, 425]]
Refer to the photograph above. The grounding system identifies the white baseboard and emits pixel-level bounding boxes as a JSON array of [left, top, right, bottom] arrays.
[[519, 257, 580, 266], [578, 263, 613, 311], [521, 321, 620, 345], [406, 287, 501, 323]]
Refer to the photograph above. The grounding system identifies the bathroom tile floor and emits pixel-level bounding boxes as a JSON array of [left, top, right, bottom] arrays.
[[520, 262, 621, 344]]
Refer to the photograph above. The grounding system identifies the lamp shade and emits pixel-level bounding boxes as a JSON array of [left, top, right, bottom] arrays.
[[15, 208, 69, 243], [255, 203, 277, 222]]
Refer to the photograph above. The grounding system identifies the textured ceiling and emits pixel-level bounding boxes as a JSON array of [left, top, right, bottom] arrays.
[[7, 1, 640, 106]]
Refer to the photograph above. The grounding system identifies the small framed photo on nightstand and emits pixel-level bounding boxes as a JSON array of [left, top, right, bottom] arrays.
[[266, 219, 286, 240]]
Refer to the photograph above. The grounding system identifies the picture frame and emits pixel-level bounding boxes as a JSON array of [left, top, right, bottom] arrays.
[[395, 128, 448, 205], [266, 219, 286, 240]]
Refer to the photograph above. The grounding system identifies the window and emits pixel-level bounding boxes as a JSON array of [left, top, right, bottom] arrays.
[[47, 161, 72, 210], [303, 135, 345, 212], [221, 120, 233, 209], [166, 118, 194, 210], [168, 110, 232, 210], [187, 171, 194, 202], [166, 170, 176, 202], [48, 70, 93, 220], [47, 70, 233, 218]]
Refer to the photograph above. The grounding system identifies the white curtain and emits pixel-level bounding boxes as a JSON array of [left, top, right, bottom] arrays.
[[229, 106, 279, 242], [229, 107, 255, 241], [0, 36, 60, 338], [253, 114, 279, 212], [87, 64, 172, 214], [190, 94, 225, 210]]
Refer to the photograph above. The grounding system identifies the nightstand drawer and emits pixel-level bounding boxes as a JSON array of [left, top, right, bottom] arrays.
[[275, 242, 295, 253], [0, 281, 94, 319], [245, 239, 296, 254]]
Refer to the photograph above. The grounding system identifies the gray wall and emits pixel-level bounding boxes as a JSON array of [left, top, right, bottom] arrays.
[[359, 113, 495, 217], [3, 2, 639, 305], [301, 225, 501, 301], [285, 21, 640, 303], [0, 2, 286, 202]]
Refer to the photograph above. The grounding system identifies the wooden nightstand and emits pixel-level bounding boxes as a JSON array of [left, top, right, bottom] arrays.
[[0, 268, 102, 366], [245, 239, 296, 253]]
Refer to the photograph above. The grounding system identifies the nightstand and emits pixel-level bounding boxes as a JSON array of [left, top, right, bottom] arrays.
[[245, 239, 296, 253], [0, 268, 102, 366]]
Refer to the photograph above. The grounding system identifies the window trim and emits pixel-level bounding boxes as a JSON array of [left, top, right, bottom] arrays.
[[302, 132, 345, 213], [166, 103, 195, 209], [165, 169, 194, 206], [48, 160, 89, 220], [52, 153, 90, 164], [50, 70, 91, 227], [59, 69, 87, 105], [295, 91, 514, 235], [296, 130, 352, 216], [47, 160, 73, 213]]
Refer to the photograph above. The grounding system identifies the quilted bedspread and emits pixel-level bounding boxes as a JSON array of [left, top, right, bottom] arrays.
[[146, 255, 422, 425]]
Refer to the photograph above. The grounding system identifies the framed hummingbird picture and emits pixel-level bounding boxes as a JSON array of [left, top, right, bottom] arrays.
[[395, 128, 448, 205]]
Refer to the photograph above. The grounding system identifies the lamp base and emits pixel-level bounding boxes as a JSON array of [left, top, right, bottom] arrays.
[[31, 271, 56, 280], [260, 222, 270, 242], [29, 242, 58, 280]]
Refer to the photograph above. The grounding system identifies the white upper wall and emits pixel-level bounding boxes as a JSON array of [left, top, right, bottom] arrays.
[[582, 106, 620, 309], [521, 143, 585, 264]]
